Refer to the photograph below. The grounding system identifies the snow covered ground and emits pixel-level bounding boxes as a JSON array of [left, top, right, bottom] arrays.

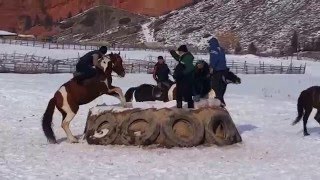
[[1, 46, 320, 179]]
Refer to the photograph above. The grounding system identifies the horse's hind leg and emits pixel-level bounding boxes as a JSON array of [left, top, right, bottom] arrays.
[[314, 109, 320, 124], [58, 86, 79, 143], [303, 106, 312, 136], [61, 109, 78, 143]]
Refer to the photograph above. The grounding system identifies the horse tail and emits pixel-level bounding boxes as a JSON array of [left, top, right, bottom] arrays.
[[125, 87, 137, 102], [292, 91, 305, 125], [42, 97, 57, 143]]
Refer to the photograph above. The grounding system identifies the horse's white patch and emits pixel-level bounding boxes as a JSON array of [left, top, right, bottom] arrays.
[[168, 84, 176, 101], [58, 86, 77, 142], [208, 89, 216, 99], [132, 90, 136, 102], [100, 56, 111, 72], [59, 86, 74, 115], [92, 129, 109, 138]]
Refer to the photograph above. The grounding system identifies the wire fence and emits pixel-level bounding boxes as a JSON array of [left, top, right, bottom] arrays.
[[0, 52, 306, 74], [0, 38, 207, 55]]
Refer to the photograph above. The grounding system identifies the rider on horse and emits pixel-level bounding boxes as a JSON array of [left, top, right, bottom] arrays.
[[153, 56, 173, 89], [75, 46, 108, 84]]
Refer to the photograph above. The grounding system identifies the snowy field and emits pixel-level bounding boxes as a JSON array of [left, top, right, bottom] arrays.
[[1, 45, 320, 179]]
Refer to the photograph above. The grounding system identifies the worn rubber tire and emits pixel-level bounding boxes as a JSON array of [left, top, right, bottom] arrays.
[[164, 113, 204, 147], [205, 110, 241, 146], [86, 113, 119, 145], [119, 110, 160, 146]]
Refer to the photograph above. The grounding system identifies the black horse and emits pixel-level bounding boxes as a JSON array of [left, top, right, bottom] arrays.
[[125, 61, 241, 104], [211, 67, 241, 105], [125, 84, 162, 102], [223, 70, 241, 84], [292, 86, 320, 136]]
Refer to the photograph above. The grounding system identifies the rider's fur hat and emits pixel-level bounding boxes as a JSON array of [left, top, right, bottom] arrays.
[[178, 45, 188, 53], [99, 46, 108, 54]]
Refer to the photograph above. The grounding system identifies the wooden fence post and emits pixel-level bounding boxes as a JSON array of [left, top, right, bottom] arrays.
[[139, 63, 142, 73], [244, 61, 247, 74]]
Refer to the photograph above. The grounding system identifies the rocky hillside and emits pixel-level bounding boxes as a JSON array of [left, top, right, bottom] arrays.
[[55, 6, 147, 46], [151, 0, 320, 54], [0, 0, 193, 38]]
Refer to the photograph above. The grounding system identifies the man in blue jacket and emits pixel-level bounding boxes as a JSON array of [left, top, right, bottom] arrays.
[[208, 37, 228, 105]]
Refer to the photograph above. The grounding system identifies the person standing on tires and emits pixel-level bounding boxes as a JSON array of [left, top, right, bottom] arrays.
[[208, 37, 228, 106], [170, 45, 195, 108]]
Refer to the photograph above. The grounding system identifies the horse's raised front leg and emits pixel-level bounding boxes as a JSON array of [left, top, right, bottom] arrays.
[[108, 87, 126, 107]]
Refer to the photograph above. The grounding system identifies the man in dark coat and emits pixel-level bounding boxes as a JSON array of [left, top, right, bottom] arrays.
[[75, 46, 108, 84], [194, 60, 211, 102], [208, 37, 228, 105], [170, 45, 195, 108], [153, 56, 172, 89]]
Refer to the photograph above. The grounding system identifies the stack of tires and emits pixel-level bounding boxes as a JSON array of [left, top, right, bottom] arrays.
[[84, 106, 242, 147]]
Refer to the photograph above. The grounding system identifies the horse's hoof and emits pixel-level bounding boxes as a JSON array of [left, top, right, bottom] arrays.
[[68, 137, 79, 143], [48, 139, 57, 144]]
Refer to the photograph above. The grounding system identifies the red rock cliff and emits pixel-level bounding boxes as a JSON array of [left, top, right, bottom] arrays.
[[0, 0, 193, 35]]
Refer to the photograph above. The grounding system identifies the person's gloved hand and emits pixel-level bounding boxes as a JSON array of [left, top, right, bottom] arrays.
[[209, 67, 214, 74]]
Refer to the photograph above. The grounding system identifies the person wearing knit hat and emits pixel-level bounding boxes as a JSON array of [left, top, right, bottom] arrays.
[[169, 45, 195, 108], [177, 45, 188, 53], [153, 56, 172, 89]]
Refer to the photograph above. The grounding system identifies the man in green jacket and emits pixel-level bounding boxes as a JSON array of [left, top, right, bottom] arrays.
[[169, 45, 195, 108]]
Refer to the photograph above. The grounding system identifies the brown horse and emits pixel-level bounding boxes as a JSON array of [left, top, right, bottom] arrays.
[[292, 86, 320, 136], [42, 53, 126, 144]]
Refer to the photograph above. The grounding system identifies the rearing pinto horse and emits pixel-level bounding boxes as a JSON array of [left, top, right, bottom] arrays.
[[42, 53, 126, 144]]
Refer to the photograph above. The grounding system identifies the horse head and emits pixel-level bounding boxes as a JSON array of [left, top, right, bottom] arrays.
[[110, 52, 126, 77], [97, 53, 125, 78], [224, 71, 241, 84]]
